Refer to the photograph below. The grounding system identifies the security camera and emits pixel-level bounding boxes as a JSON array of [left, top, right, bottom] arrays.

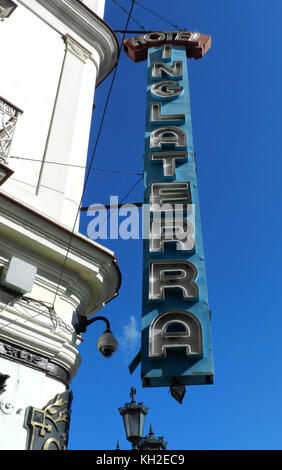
[[97, 329, 118, 358]]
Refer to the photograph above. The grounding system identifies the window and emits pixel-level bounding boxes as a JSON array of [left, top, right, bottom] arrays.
[[0, 97, 22, 164]]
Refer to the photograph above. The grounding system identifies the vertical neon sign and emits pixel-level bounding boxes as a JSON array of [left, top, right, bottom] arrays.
[[124, 33, 214, 391]]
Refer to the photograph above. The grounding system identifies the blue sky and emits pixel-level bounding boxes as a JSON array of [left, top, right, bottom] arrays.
[[68, 0, 282, 450]]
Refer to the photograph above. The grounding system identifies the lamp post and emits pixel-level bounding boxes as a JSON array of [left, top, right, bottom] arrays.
[[137, 424, 167, 451], [118, 387, 148, 450], [118, 388, 167, 450]]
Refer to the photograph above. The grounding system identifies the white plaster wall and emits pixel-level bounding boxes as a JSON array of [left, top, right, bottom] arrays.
[[0, 0, 112, 230], [0, 5, 65, 194], [0, 358, 66, 450], [61, 57, 97, 227], [36, 37, 98, 228]]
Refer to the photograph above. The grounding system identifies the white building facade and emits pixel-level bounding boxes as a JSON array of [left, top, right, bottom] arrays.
[[0, 0, 121, 450]]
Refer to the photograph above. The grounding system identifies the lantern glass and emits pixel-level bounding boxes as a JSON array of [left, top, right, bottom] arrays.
[[119, 388, 148, 447], [123, 409, 145, 441]]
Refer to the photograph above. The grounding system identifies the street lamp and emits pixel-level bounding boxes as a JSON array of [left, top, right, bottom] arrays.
[[118, 388, 168, 450], [118, 387, 148, 450], [138, 424, 167, 451]]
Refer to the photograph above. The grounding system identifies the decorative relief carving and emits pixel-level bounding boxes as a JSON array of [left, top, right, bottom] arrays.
[[0, 373, 9, 395], [64, 34, 92, 63], [0, 340, 69, 385], [0, 396, 16, 415], [0, 341, 47, 367], [0, 373, 23, 415], [24, 390, 73, 450]]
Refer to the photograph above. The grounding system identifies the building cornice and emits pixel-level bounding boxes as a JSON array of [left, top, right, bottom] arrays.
[[0, 191, 122, 315], [17, 0, 120, 85]]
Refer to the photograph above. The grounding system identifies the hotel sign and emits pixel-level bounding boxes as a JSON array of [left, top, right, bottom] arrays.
[[123, 31, 211, 62], [124, 33, 214, 388]]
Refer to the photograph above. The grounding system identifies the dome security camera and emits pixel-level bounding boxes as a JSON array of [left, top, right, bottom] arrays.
[[97, 329, 118, 358]]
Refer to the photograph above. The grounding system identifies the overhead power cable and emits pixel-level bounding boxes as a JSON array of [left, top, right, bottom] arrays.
[[103, 174, 143, 231], [80, 174, 143, 212], [114, 29, 152, 34], [111, 0, 146, 31], [10, 156, 142, 176], [77, 175, 143, 247], [51, 0, 137, 309], [134, 0, 183, 31], [82, 175, 143, 240], [117, 174, 143, 206]]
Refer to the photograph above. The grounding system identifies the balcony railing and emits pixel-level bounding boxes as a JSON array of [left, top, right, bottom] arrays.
[[0, 97, 22, 164], [0, 0, 17, 19]]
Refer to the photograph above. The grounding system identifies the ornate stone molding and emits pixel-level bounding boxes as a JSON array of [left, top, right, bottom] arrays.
[[0, 373, 9, 395], [0, 339, 70, 385], [24, 390, 73, 450], [64, 34, 92, 63], [0, 192, 121, 317]]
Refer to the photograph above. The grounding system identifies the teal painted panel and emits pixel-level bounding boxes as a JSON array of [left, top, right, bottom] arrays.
[[141, 45, 214, 387]]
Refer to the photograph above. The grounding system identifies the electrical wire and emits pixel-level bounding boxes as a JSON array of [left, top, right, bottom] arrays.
[[104, 174, 143, 220], [22, 296, 74, 333], [51, 0, 137, 309], [0, 298, 20, 314], [0, 294, 74, 334], [117, 174, 143, 207], [134, 0, 183, 31], [80, 174, 143, 211], [10, 156, 142, 176], [111, 0, 146, 31], [86, 174, 143, 236]]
